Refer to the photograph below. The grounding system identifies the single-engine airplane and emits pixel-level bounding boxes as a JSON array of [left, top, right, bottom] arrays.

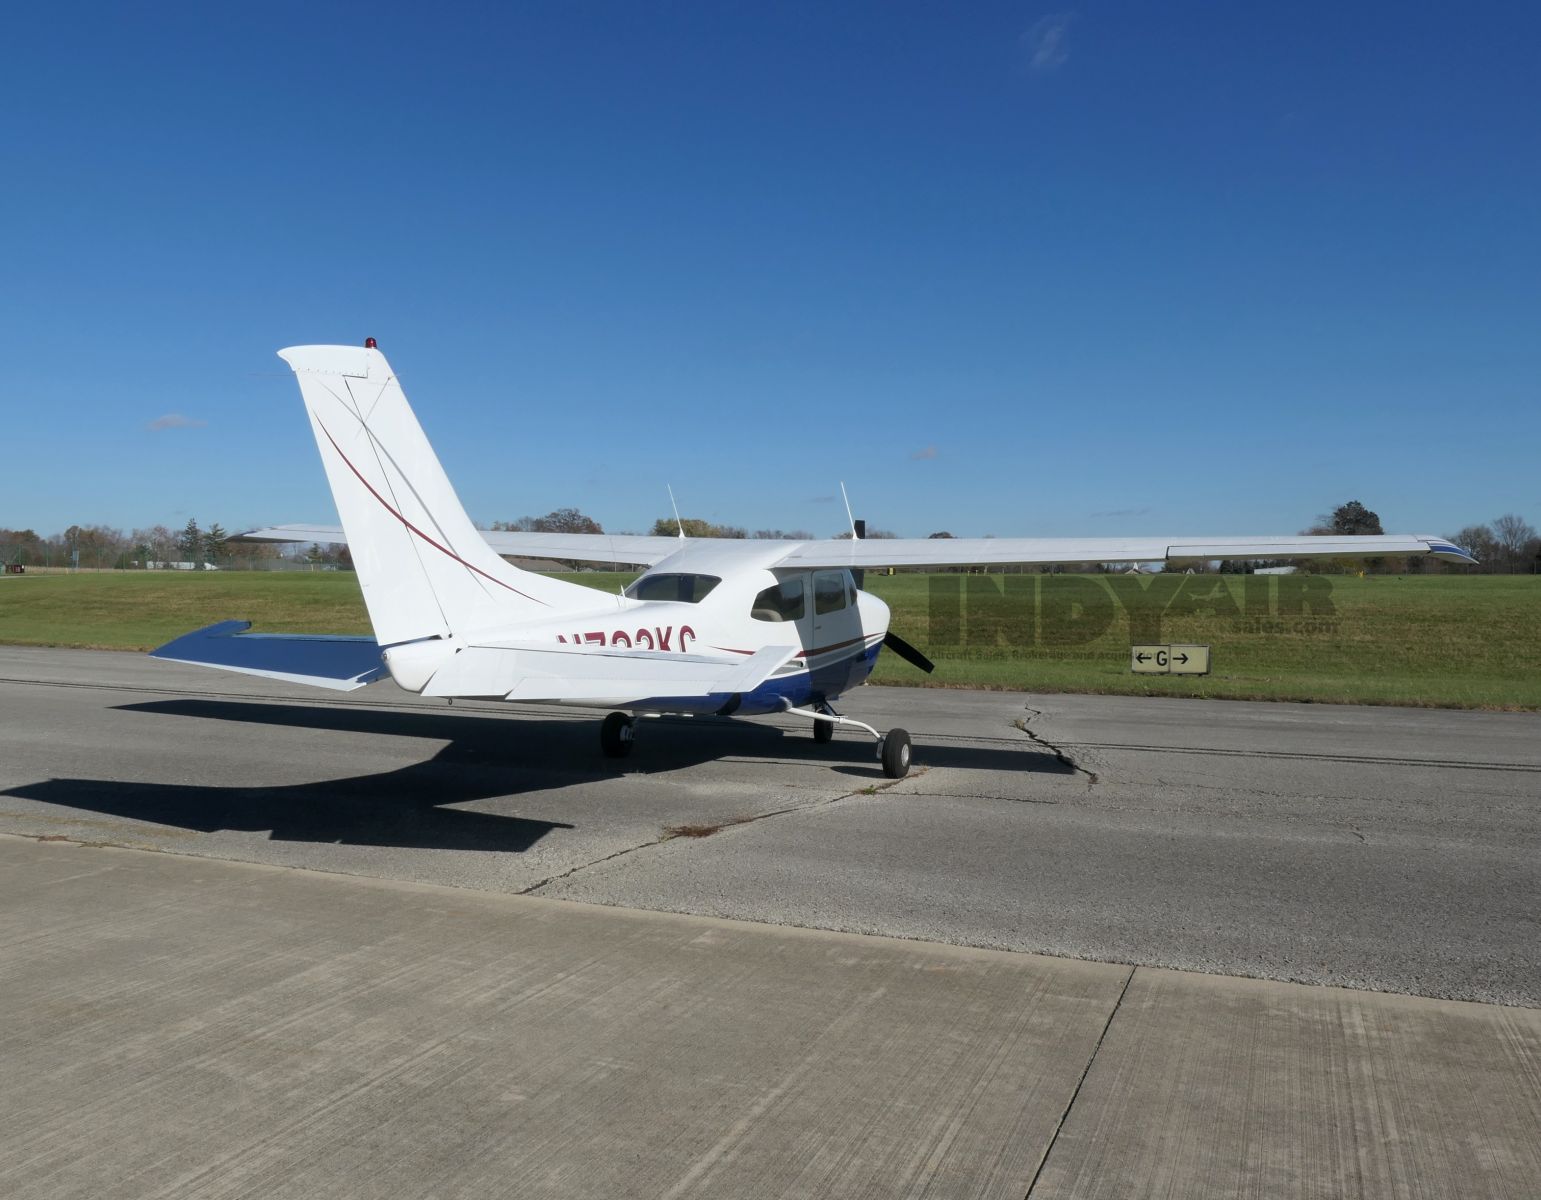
[[152, 342, 1476, 778]]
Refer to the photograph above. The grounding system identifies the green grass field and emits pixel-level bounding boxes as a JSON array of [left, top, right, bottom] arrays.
[[1, 570, 1536, 709]]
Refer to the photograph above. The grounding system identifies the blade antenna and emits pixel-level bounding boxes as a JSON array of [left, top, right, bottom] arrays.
[[840, 481, 857, 540], [667, 484, 685, 539], [608, 530, 625, 601]]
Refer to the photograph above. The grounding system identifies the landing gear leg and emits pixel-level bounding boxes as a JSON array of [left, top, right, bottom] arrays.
[[779, 700, 912, 779], [600, 711, 635, 758]]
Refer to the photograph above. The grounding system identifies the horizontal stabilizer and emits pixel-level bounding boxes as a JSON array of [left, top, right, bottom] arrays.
[[150, 621, 386, 691]]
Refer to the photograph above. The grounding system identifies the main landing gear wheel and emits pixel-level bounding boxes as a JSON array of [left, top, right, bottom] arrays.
[[600, 711, 635, 758], [813, 715, 835, 743], [880, 728, 912, 779]]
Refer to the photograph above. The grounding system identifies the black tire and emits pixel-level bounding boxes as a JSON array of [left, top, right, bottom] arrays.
[[813, 719, 834, 744], [880, 729, 912, 779], [600, 711, 634, 758]]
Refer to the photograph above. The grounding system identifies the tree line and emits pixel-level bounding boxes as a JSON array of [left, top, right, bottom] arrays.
[[0, 520, 289, 570], [1297, 500, 1539, 574]]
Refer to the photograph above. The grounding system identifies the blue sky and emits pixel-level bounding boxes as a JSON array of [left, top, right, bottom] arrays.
[[3, 2, 1537, 540]]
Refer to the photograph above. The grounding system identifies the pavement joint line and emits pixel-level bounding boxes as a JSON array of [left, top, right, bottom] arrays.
[[1015, 709, 1101, 788], [6, 829, 1539, 1012], [901, 790, 1061, 805], [0, 828, 1096, 968], [1021, 963, 1138, 1199], [1054, 739, 1541, 773]]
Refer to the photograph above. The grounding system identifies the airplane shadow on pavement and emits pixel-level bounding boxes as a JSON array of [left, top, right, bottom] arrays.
[[3, 697, 1073, 853], [4, 699, 604, 854]]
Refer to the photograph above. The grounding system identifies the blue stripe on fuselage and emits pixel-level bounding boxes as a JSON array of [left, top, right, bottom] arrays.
[[628, 640, 883, 716]]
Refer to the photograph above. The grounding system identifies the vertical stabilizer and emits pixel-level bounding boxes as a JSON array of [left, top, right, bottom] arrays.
[[278, 344, 601, 647]]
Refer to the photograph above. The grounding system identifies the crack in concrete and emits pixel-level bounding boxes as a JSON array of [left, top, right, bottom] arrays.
[[520, 769, 921, 895], [1016, 709, 1100, 788], [901, 791, 1060, 805], [1022, 964, 1136, 1198], [519, 835, 673, 896]]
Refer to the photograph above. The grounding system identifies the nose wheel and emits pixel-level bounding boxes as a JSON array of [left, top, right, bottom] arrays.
[[879, 729, 912, 778], [600, 711, 635, 758]]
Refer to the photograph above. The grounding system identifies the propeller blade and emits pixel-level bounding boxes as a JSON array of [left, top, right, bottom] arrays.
[[883, 631, 935, 674]]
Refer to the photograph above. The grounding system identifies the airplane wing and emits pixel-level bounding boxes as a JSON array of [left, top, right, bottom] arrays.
[[237, 525, 1477, 569], [150, 621, 386, 690], [237, 524, 683, 567], [768, 534, 1478, 569], [234, 523, 352, 547]]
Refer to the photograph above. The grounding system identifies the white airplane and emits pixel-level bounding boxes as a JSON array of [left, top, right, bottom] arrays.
[[151, 341, 1476, 778]]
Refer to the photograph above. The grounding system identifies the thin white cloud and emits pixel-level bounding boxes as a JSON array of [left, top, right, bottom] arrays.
[[1024, 13, 1073, 72], [910, 445, 939, 461], [1090, 507, 1152, 519], [146, 413, 207, 431]]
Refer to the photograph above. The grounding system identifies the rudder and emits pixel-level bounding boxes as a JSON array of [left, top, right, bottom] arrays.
[[278, 344, 602, 647]]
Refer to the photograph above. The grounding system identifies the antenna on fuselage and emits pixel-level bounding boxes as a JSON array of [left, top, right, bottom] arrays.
[[840, 481, 858, 541], [667, 484, 685, 539], [840, 481, 867, 588]]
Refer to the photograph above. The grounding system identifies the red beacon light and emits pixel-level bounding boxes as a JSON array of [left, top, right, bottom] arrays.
[[364, 337, 378, 349]]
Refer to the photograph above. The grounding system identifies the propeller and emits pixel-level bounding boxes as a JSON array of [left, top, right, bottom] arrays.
[[883, 631, 935, 674]]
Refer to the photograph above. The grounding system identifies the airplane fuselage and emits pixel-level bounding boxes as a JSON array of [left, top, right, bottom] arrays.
[[378, 552, 890, 716]]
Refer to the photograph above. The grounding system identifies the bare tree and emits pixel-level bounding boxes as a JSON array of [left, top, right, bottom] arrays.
[[1492, 514, 1537, 572], [68, 525, 126, 570], [834, 529, 898, 540], [1446, 524, 1497, 572]]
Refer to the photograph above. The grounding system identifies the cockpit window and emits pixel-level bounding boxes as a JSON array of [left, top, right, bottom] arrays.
[[813, 570, 849, 615], [750, 578, 806, 622], [624, 573, 721, 603]]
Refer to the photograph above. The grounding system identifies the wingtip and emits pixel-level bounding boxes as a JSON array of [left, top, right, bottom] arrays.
[[1422, 538, 1478, 565]]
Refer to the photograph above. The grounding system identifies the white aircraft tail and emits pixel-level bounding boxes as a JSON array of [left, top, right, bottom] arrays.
[[278, 344, 608, 648]]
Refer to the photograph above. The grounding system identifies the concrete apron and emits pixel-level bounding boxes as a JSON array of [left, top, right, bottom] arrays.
[[1, 834, 1536, 1200]]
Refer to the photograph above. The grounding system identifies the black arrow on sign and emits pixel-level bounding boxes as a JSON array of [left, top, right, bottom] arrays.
[[1135, 652, 1151, 663], [1174, 653, 1189, 664]]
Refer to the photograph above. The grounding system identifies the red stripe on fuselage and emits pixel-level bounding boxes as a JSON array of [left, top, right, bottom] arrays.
[[710, 632, 881, 659], [318, 419, 548, 606]]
